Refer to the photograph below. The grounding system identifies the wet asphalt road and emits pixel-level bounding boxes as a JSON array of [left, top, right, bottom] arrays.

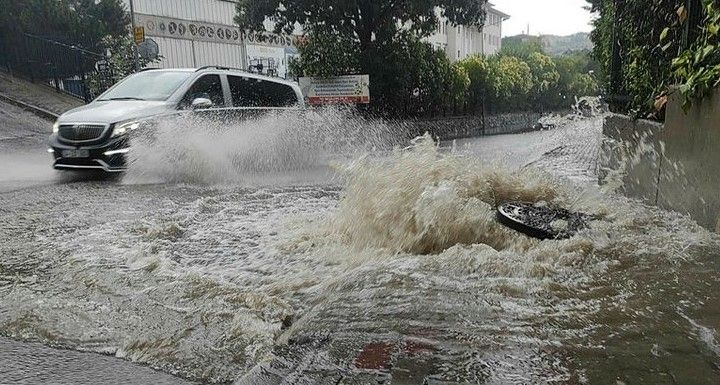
[[1, 101, 719, 385], [0, 101, 198, 384], [0, 337, 195, 385]]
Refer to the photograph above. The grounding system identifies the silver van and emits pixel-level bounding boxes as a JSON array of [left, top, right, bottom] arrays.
[[48, 66, 305, 172]]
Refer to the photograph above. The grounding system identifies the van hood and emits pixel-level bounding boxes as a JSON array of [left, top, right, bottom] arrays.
[[58, 100, 175, 125]]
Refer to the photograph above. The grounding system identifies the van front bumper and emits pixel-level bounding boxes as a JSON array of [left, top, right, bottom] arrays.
[[49, 134, 129, 172]]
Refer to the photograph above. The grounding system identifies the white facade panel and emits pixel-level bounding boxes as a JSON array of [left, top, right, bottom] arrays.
[[193, 40, 244, 68], [124, 0, 300, 76], [124, 0, 237, 25], [151, 36, 195, 68]]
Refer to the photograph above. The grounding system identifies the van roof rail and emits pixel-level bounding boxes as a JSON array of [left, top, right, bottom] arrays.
[[196, 65, 249, 73]]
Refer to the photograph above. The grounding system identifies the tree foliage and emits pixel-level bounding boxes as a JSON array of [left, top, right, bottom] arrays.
[[236, 0, 488, 51], [289, 31, 360, 78], [457, 48, 596, 113], [292, 30, 469, 116], [241, 0, 598, 116], [586, 0, 708, 118], [672, 0, 720, 109], [0, 0, 130, 51], [500, 36, 544, 58], [526, 52, 560, 103], [244, 0, 488, 117]]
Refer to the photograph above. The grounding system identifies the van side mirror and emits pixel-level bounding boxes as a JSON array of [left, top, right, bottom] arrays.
[[191, 97, 213, 109]]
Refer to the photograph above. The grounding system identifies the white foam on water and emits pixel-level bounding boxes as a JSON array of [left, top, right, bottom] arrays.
[[122, 107, 407, 186], [2, 111, 720, 384], [679, 311, 720, 357]]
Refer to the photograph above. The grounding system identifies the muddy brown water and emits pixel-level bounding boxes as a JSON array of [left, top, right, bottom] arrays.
[[0, 114, 718, 384]]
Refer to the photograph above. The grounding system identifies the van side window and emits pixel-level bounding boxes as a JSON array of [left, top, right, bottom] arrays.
[[228, 76, 299, 107], [181, 75, 224, 108]]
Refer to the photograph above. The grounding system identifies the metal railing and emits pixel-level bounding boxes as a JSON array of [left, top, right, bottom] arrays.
[[0, 33, 115, 103]]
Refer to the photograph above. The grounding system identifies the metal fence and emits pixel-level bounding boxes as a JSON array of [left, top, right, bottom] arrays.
[[0, 33, 116, 103]]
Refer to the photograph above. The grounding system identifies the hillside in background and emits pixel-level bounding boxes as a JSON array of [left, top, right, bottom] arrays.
[[502, 33, 593, 56]]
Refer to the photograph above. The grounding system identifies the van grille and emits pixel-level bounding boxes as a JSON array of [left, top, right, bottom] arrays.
[[58, 124, 106, 142]]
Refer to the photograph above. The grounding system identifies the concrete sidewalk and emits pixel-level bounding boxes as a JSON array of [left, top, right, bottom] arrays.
[[0, 70, 84, 117]]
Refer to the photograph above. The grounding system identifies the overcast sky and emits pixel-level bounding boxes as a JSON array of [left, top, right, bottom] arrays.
[[491, 0, 595, 37]]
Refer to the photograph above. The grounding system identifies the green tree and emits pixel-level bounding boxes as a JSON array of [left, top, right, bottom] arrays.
[[500, 35, 544, 58], [366, 32, 467, 116], [457, 55, 490, 112], [87, 34, 161, 97], [0, 0, 129, 51], [551, 51, 599, 105], [487, 55, 533, 112], [256, 0, 487, 116], [236, 0, 488, 53], [289, 30, 360, 78], [525, 52, 560, 108], [672, 0, 720, 109], [586, 0, 687, 117]]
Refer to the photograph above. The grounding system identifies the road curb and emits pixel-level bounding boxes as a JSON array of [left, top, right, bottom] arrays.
[[0, 92, 59, 122]]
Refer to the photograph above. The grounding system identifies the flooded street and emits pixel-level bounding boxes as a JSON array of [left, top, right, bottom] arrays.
[[1, 107, 719, 384]]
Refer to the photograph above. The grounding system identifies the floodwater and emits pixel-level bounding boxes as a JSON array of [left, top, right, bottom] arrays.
[[0, 108, 718, 384]]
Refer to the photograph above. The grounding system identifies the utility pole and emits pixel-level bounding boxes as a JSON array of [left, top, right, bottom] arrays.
[[129, 0, 140, 72]]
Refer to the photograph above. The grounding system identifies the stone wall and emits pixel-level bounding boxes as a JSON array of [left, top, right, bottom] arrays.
[[404, 111, 557, 141], [599, 87, 720, 233]]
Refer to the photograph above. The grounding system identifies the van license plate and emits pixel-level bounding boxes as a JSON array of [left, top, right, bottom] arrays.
[[62, 149, 89, 158]]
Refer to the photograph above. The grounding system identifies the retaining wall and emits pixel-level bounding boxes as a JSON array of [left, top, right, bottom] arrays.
[[600, 87, 720, 233], [405, 111, 558, 141]]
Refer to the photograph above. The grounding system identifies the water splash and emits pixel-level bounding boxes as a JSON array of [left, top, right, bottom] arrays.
[[124, 107, 409, 185], [322, 134, 567, 254]]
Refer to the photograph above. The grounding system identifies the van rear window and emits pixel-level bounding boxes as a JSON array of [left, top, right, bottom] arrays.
[[228, 76, 299, 107]]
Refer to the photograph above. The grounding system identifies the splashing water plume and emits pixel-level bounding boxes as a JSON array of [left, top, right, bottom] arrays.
[[325, 134, 570, 254], [124, 107, 409, 185], [1, 110, 720, 384]]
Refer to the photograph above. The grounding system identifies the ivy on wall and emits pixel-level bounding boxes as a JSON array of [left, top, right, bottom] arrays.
[[587, 0, 720, 119], [672, 0, 720, 110]]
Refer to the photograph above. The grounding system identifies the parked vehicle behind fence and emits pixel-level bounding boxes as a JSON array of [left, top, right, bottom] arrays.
[[48, 66, 305, 172]]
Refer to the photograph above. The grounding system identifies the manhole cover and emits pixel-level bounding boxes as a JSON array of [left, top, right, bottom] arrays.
[[497, 202, 593, 240]]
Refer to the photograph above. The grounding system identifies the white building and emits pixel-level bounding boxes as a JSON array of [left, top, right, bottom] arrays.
[[426, 4, 509, 62], [121, 0, 299, 78], [121, 0, 507, 77]]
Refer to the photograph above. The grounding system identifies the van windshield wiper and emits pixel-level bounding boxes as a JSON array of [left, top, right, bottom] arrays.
[[98, 97, 146, 101]]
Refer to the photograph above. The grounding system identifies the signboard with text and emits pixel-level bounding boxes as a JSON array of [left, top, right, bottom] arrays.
[[299, 75, 370, 105], [133, 26, 145, 44]]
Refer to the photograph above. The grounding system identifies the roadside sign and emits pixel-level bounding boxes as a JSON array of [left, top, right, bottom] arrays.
[[133, 27, 145, 44], [138, 38, 159, 60], [299, 75, 370, 105]]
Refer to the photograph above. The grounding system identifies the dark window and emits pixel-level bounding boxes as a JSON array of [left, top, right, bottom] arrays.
[[228, 76, 299, 107], [181, 75, 224, 108]]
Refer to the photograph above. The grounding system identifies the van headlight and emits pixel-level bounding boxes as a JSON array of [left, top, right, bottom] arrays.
[[111, 121, 141, 138], [52, 121, 60, 133]]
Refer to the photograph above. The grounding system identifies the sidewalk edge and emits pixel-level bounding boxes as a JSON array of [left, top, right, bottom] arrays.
[[0, 92, 59, 122]]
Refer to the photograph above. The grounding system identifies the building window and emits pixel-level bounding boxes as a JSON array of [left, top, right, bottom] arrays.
[[457, 50, 460, 59]]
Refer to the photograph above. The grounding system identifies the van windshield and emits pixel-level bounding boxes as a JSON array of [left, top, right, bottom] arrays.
[[97, 71, 192, 101]]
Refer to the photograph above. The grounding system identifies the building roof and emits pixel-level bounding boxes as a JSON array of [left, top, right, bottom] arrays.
[[487, 4, 510, 19]]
